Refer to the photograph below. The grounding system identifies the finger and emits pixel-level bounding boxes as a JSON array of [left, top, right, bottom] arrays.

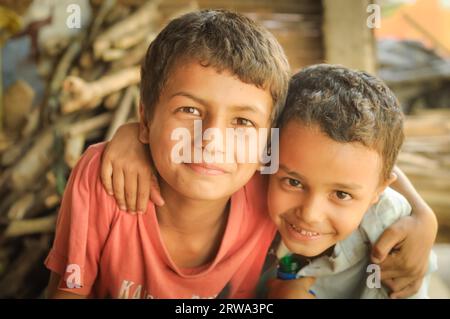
[[100, 157, 114, 196], [380, 267, 409, 281], [137, 173, 150, 214], [124, 171, 138, 212], [390, 279, 422, 299], [379, 254, 421, 281], [371, 226, 405, 264], [378, 254, 405, 280], [382, 276, 416, 293], [150, 174, 164, 207], [112, 168, 127, 212]]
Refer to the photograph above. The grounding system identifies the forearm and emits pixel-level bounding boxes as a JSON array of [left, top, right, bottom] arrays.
[[391, 166, 438, 231]]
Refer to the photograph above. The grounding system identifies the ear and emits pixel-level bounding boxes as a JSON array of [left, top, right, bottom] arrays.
[[370, 172, 397, 204], [138, 102, 150, 144]]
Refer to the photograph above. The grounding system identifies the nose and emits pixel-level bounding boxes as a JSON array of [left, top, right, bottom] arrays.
[[294, 193, 326, 225], [200, 116, 227, 158]]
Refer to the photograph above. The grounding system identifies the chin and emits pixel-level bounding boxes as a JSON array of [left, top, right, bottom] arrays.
[[174, 182, 233, 201], [282, 234, 336, 258]]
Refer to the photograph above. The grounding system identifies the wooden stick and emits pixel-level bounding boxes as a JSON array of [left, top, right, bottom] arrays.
[[3, 214, 57, 238], [60, 66, 140, 113], [64, 134, 86, 168], [49, 34, 85, 96], [3, 80, 35, 133], [1, 136, 33, 167], [113, 27, 152, 50], [93, 0, 161, 59], [7, 192, 35, 220], [10, 129, 55, 192], [106, 85, 138, 140], [104, 90, 123, 110], [66, 112, 113, 138], [87, 0, 117, 45]]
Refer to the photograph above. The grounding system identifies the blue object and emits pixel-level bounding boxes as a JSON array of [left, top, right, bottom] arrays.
[[277, 254, 316, 297]]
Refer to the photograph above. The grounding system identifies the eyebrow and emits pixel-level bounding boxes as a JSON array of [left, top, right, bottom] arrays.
[[279, 164, 305, 180], [279, 164, 363, 191], [171, 91, 267, 118], [328, 183, 363, 191], [171, 92, 211, 108]]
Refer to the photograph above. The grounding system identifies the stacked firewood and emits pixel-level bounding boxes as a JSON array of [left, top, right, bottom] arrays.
[[399, 109, 450, 243]]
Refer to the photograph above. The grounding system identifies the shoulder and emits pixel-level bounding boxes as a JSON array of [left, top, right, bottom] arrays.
[[74, 142, 106, 179], [243, 173, 268, 201], [63, 142, 116, 220], [243, 173, 269, 215], [359, 188, 412, 244], [69, 142, 107, 192]]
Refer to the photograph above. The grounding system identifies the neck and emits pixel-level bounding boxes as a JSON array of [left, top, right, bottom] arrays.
[[155, 179, 231, 268], [156, 179, 230, 236]]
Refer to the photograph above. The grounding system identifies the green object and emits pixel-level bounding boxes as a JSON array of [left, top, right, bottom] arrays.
[[277, 254, 303, 280], [279, 254, 301, 274]]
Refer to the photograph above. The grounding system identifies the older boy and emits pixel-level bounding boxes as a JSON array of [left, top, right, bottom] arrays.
[[45, 9, 290, 298]]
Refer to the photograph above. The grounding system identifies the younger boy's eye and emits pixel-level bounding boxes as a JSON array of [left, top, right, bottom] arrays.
[[178, 106, 200, 116], [232, 117, 255, 127], [334, 191, 352, 201]]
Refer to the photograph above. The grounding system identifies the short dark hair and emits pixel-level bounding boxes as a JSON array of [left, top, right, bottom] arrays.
[[278, 64, 404, 181], [141, 9, 291, 124]]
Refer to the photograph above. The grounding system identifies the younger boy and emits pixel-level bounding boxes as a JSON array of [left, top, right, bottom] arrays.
[[263, 64, 436, 298]]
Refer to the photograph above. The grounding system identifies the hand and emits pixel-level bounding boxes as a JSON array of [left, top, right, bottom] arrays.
[[267, 277, 316, 299], [371, 210, 437, 298], [101, 123, 164, 214]]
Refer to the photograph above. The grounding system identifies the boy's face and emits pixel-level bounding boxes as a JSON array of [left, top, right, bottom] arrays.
[[139, 60, 273, 201], [268, 121, 390, 257]]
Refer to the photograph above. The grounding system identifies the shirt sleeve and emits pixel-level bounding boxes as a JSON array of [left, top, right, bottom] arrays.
[[359, 187, 437, 299], [360, 187, 412, 244], [44, 142, 116, 296]]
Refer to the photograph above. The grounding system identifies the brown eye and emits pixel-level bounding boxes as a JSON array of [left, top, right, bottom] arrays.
[[232, 117, 254, 127], [335, 191, 352, 201], [179, 107, 200, 116], [282, 178, 303, 189]]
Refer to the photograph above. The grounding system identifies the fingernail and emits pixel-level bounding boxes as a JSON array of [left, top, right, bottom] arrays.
[[120, 205, 126, 211], [137, 211, 144, 215]]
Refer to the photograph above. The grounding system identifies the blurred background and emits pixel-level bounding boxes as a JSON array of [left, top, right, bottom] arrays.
[[0, 0, 449, 298]]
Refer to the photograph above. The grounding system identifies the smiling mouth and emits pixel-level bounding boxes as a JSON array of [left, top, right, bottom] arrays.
[[283, 219, 328, 241], [184, 163, 229, 176], [288, 222, 321, 236]]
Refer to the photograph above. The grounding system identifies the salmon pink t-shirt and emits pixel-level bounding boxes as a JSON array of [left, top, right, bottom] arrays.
[[44, 143, 276, 298]]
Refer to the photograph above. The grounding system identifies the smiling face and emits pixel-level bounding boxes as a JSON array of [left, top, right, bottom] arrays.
[[268, 121, 394, 257], [139, 60, 273, 201]]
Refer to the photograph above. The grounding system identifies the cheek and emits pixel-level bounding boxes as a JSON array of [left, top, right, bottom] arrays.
[[329, 207, 367, 240], [268, 181, 289, 220], [149, 125, 180, 170]]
